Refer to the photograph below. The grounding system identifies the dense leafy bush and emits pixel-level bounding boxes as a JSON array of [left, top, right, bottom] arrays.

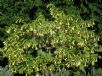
[[0, 3, 100, 75], [1, 0, 102, 76]]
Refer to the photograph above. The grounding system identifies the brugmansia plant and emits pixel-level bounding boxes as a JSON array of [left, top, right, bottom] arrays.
[[0, 4, 99, 76]]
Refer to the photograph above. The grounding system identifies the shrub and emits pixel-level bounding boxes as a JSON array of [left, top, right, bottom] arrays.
[[0, 3, 99, 76]]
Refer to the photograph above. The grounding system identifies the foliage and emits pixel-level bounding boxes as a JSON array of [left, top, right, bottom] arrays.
[[60, 67, 102, 76], [1, 0, 102, 76], [0, 0, 73, 25], [75, 0, 102, 37], [0, 3, 100, 75], [0, 66, 13, 76]]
